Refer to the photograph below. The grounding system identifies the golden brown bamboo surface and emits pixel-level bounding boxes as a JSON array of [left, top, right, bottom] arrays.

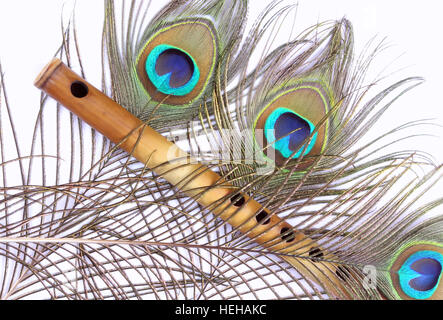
[[34, 58, 355, 298]]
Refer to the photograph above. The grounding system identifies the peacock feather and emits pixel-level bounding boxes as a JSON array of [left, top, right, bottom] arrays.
[[0, 0, 442, 300], [105, 0, 251, 128]]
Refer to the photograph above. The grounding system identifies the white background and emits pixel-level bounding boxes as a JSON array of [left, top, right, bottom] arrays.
[[0, 0, 441, 300], [0, 0, 442, 183]]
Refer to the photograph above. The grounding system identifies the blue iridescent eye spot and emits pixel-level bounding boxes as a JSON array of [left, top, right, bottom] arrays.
[[264, 108, 317, 159], [399, 250, 443, 299], [156, 49, 194, 88], [146, 44, 200, 96]]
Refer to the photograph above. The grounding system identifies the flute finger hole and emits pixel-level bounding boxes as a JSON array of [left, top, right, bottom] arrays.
[[71, 81, 89, 98], [309, 247, 324, 261], [336, 266, 351, 281], [256, 210, 271, 225], [281, 227, 296, 243], [230, 194, 245, 207]]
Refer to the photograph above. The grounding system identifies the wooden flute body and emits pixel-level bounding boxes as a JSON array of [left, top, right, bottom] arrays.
[[35, 58, 352, 298]]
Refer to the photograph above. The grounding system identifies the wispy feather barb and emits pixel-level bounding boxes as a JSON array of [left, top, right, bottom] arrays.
[[0, 0, 442, 300]]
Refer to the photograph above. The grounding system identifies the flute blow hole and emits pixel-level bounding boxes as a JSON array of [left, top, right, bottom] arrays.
[[71, 81, 89, 98]]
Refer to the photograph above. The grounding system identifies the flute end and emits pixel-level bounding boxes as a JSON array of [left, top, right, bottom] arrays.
[[34, 58, 63, 89]]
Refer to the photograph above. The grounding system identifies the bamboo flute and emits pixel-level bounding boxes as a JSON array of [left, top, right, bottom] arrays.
[[35, 58, 354, 298]]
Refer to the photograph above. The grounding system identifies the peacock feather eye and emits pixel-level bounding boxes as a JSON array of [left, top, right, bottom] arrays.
[[136, 20, 217, 106], [263, 108, 317, 159], [145, 44, 200, 96], [398, 251, 443, 299], [391, 244, 443, 300], [254, 83, 329, 168]]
